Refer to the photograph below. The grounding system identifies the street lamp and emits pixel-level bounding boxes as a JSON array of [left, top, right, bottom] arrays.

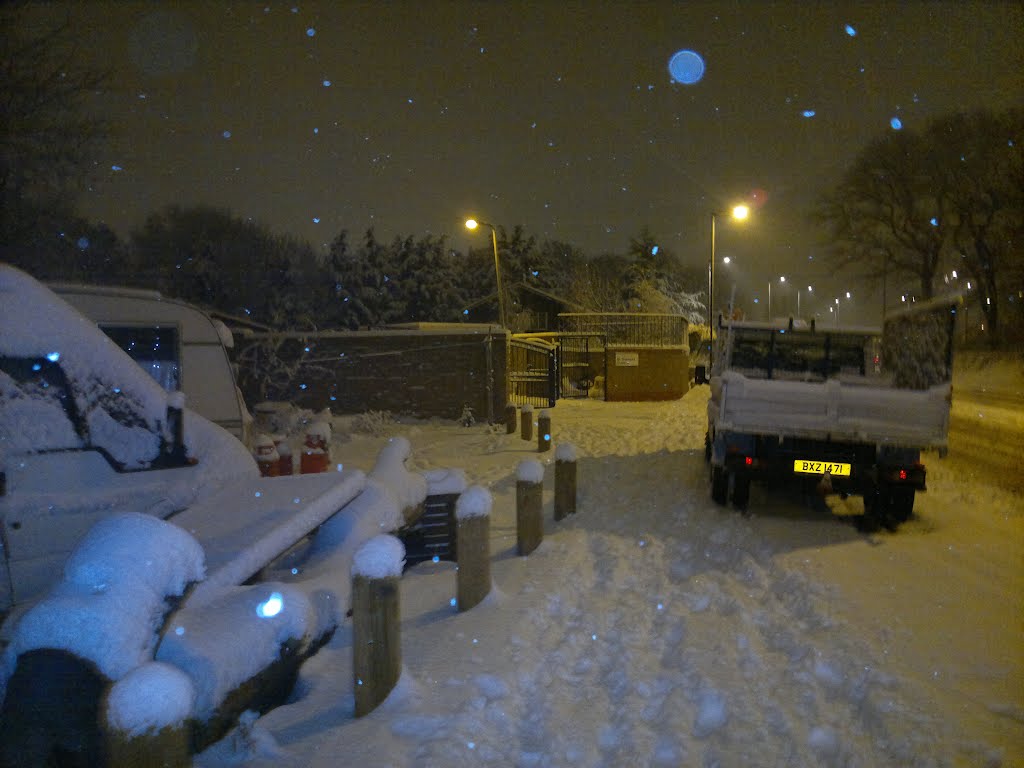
[[465, 218, 506, 328], [798, 285, 812, 318], [768, 275, 785, 322], [708, 204, 750, 366]]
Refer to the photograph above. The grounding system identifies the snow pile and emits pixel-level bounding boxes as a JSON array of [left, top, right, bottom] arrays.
[[369, 436, 428, 516], [555, 442, 578, 462], [157, 583, 315, 718], [351, 535, 405, 579], [455, 485, 492, 520], [516, 459, 545, 484], [106, 662, 197, 737], [1, 513, 204, 694], [62, 512, 205, 597], [422, 468, 467, 496]]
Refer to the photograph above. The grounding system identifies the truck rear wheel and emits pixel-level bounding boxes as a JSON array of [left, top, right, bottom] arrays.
[[711, 466, 728, 505], [862, 484, 915, 531], [732, 474, 751, 510]]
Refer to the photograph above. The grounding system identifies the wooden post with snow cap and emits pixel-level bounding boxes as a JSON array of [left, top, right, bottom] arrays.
[[554, 442, 578, 521], [456, 485, 492, 612], [352, 535, 404, 717], [520, 403, 534, 441], [505, 402, 517, 434], [537, 409, 551, 452], [103, 662, 194, 768], [516, 459, 544, 555]]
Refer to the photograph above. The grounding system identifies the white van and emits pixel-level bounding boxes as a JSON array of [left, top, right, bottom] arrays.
[[49, 283, 252, 447]]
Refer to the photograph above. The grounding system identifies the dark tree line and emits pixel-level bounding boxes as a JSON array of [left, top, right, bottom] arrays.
[[0, 5, 709, 331], [816, 106, 1023, 346]]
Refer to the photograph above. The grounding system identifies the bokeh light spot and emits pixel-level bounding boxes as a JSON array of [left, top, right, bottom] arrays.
[[306, 27, 315, 37], [256, 592, 283, 618], [890, 117, 903, 130], [802, 110, 816, 118], [668, 49, 705, 84], [845, 24, 857, 37], [222, 130, 231, 139]]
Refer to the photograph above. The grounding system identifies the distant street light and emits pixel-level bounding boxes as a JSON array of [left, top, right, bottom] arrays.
[[708, 204, 750, 366], [465, 218, 506, 328], [799, 285, 812, 318], [768, 275, 785, 321]]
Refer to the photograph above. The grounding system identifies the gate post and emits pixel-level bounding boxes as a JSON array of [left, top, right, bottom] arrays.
[[516, 460, 544, 555], [520, 403, 534, 441], [554, 443, 577, 520], [456, 486, 492, 612], [352, 536, 404, 717], [505, 403, 517, 434], [537, 410, 551, 452]]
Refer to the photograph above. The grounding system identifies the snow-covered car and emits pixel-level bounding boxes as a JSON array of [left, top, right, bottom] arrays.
[[0, 264, 262, 615]]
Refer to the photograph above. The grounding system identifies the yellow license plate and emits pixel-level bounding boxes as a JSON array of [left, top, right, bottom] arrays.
[[793, 460, 851, 476]]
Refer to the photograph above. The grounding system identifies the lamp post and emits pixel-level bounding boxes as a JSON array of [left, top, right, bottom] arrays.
[[768, 275, 785, 322], [465, 218, 506, 328], [798, 285, 812, 318], [708, 204, 749, 367]]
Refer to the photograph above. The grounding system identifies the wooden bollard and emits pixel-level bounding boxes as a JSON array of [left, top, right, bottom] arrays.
[[352, 535, 404, 717], [554, 443, 578, 521], [537, 409, 551, 452], [456, 486, 492, 612], [520, 403, 534, 441], [104, 662, 194, 768], [505, 403, 517, 434], [516, 460, 544, 555]]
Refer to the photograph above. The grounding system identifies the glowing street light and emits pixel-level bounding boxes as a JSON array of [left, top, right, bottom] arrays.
[[465, 218, 506, 328], [709, 204, 751, 366]]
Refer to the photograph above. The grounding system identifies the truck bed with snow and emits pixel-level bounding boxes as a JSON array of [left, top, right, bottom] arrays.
[[706, 297, 959, 530]]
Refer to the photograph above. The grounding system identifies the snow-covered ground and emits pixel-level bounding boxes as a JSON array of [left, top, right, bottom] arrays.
[[196, 356, 1023, 768]]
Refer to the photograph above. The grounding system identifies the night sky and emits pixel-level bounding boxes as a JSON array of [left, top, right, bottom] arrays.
[[25, 1, 1024, 322]]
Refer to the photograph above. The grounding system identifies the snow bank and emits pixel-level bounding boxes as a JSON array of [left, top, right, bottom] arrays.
[[369, 436, 428, 514], [422, 468, 467, 495], [352, 535, 405, 579], [106, 661, 197, 737], [157, 583, 314, 718], [62, 512, 205, 597], [1, 513, 203, 692]]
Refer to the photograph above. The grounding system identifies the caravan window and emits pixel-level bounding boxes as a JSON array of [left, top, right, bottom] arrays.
[[100, 325, 181, 392]]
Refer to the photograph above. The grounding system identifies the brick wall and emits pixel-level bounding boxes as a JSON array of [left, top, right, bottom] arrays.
[[235, 326, 508, 423]]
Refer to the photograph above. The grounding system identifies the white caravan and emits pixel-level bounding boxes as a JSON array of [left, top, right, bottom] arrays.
[[49, 282, 252, 447]]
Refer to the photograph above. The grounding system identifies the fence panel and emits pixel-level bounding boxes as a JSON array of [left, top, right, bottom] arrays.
[[507, 338, 557, 407], [558, 333, 606, 399]]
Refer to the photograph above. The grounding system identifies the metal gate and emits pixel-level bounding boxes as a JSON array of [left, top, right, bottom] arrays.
[[558, 333, 607, 399], [507, 337, 557, 407]]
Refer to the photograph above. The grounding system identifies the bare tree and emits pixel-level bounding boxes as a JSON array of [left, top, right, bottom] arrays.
[[0, 7, 107, 259], [928, 107, 1024, 344], [814, 129, 946, 304]]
